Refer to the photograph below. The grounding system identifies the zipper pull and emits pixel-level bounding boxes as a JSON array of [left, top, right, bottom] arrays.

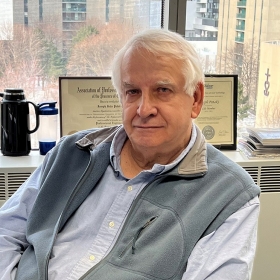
[[132, 216, 158, 254]]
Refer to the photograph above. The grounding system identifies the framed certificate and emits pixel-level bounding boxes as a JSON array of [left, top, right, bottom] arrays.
[[59, 77, 122, 136], [194, 74, 238, 150], [59, 75, 238, 150]]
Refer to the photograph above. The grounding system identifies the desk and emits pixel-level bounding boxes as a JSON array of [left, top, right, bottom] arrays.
[[0, 150, 44, 170]]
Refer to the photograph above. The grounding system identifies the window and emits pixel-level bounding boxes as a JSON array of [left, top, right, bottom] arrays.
[[185, 0, 280, 137], [0, 0, 166, 148], [0, 0, 165, 91], [2, 0, 277, 148]]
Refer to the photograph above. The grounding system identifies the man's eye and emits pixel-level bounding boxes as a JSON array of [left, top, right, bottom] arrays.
[[158, 87, 171, 93], [126, 89, 140, 95]]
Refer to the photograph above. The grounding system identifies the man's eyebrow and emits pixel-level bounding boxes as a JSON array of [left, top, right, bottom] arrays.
[[122, 80, 175, 88], [122, 82, 136, 88], [155, 80, 175, 87]]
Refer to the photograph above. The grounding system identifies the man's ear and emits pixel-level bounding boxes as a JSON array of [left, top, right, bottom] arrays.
[[191, 82, 204, 119]]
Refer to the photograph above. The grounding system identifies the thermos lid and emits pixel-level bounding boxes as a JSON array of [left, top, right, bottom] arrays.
[[4, 88, 24, 95], [0, 88, 25, 100], [38, 102, 58, 115]]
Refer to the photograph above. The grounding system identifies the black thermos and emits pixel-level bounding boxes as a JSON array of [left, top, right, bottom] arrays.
[[0, 88, 39, 156]]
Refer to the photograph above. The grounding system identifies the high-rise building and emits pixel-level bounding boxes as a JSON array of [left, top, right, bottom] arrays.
[[217, 0, 280, 125], [194, 0, 219, 39], [9, 0, 161, 57], [185, 0, 219, 73], [186, 0, 219, 41], [217, 0, 280, 73]]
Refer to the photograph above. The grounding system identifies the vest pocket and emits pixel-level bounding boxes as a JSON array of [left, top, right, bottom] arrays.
[[132, 216, 158, 254], [118, 216, 158, 258], [109, 201, 185, 280]]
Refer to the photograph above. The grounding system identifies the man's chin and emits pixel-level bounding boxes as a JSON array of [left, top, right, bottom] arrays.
[[131, 139, 163, 150]]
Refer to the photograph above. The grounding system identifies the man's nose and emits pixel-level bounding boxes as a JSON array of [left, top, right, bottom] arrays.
[[137, 93, 157, 118]]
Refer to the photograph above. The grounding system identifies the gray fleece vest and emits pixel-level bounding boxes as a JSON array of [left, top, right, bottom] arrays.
[[15, 127, 260, 280]]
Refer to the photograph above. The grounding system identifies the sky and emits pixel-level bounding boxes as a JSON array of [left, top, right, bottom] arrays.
[[0, 0, 13, 23], [0, 0, 13, 39]]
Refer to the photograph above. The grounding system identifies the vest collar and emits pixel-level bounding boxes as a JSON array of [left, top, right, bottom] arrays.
[[76, 124, 208, 176]]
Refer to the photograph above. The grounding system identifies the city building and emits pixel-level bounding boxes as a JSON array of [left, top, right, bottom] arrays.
[[185, 0, 219, 73], [186, 0, 219, 41], [7, 0, 161, 57], [217, 0, 280, 78]]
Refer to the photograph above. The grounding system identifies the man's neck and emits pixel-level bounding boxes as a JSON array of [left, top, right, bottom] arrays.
[[120, 139, 185, 179]]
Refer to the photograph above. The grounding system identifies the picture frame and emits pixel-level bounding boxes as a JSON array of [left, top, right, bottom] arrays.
[[59, 76, 122, 137], [195, 74, 238, 150]]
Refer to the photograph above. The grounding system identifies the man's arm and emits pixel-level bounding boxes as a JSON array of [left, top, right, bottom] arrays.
[[182, 195, 260, 280], [0, 166, 43, 279]]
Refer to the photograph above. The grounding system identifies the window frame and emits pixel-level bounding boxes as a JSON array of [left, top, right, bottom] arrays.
[[165, 0, 186, 36]]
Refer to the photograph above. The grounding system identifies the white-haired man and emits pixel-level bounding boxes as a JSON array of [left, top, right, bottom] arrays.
[[0, 29, 260, 280]]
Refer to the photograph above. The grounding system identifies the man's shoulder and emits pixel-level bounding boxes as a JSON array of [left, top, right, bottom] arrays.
[[206, 144, 259, 187], [59, 125, 122, 146], [206, 144, 241, 168], [60, 127, 103, 142]]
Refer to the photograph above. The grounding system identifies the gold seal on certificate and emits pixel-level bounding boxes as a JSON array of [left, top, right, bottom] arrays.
[[195, 75, 237, 150], [202, 125, 215, 140]]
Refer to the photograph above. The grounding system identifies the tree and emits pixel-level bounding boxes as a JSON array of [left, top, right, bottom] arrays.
[[72, 25, 99, 44], [237, 82, 252, 121], [0, 23, 65, 103], [0, 24, 45, 97], [198, 54, 216, 74], [67, 20, 136, 76], [217, 43, 259, 113], [35, 28, 66, 84]]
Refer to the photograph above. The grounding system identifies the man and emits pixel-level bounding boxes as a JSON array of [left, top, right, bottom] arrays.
[[0, 29, 260, 280]]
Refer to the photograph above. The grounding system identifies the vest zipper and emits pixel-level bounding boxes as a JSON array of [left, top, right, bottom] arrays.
[[44, 149, 95, 279], [131, 216, 158, 254], [118, 216, 158, 258]]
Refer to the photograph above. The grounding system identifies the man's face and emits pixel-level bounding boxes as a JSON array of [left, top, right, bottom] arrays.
[[120, 48, 203, 156]]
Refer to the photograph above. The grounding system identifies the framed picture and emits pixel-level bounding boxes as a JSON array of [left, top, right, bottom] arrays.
[[195, 74, 238, 150], [59, 75, 238, 150], [59, 76, 122, 136]]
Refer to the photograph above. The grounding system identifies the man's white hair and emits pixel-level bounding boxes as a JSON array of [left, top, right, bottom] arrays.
[[111, 29, 204, 98]]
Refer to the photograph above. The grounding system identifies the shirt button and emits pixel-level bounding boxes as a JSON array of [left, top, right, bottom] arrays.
[[109, 221, 115, 228], [127, 186, 133, 191], [89, 255, 95, 261]]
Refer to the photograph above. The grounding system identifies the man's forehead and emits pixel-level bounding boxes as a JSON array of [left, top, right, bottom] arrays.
[[122, 79, 174, 87]]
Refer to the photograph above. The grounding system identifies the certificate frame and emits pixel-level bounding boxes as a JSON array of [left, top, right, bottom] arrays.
[[59, 75, 238, 150], [195, 74, 238, 150], [59, 76, 122, 137]]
